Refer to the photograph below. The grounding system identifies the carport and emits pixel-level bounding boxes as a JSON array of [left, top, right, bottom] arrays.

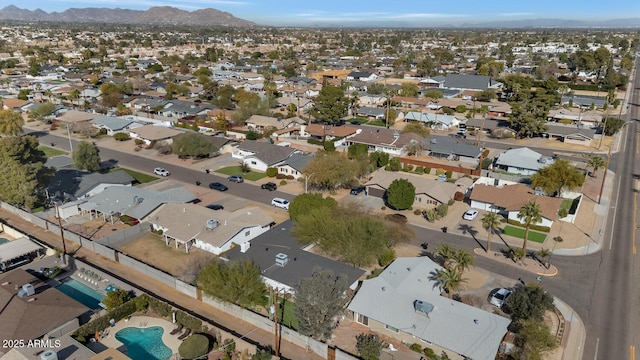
[[0, 237, 43, 271]]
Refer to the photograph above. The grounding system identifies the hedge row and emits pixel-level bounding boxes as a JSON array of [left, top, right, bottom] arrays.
[[505, 218, 551, 233], [73, 299, 138, 342]]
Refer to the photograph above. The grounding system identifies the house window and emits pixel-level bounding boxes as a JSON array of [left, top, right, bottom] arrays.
[[251, 161, 257, 165], [385, 324, 399, 333], [356, 314, 369, 326], [245, 231, 250, 236]]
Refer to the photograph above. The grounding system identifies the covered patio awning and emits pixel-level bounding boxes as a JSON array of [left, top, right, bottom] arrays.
[[0, 237, 43, 264]]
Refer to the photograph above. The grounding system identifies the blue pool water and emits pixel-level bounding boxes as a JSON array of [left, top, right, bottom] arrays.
[[115, 326, 172, 360], [55, 278, 104, 310], [0, 237, 9, 244]]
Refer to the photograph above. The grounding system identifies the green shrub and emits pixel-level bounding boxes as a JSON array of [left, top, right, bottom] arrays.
[[415, 166, 424, 173], [378, 248, 396, 267], [367, 268, 384, 279], [435, 168, 445, 175], [423, 347, 437, 357], [148, 296, 172, 317], [179, 334, 209, 360], [176, 310, 204, 332], [134, 295, 148, 312], [481, 158, 492, 170], [266, 167, 278, 177], [73, 297, 138, 341], [506, 218, 551, 232], [455, 105, 467, 113], [409, 343, 423, 353], [134, 139, 144, 146], [424, 167, 431, 174], [413, 209, 422, 215], [113, 132, 130, 141], [445, 170, 452, 179], [388, 158, 401, 171], [279, 180, 287, 185], [454, 191, 465, 201], [406, 164, 414, 172]]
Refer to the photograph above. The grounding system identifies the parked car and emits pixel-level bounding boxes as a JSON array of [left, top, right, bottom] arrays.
[[350, 186, 366, 195], [154, 167, 170, 177], [490, 288, 512, 308], [261, 182, 277, 191], [385, 213, 408, 224], [227, 175, 244, 183], [205, 204, 224, 210], [209, 182, 228, 191], [463, 209, 478, 220], [271, 197, 290, 210]]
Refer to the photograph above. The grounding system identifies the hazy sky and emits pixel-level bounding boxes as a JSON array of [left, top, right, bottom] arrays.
[[8, 0, 640, 26]]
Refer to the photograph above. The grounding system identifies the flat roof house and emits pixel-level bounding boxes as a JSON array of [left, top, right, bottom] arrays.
[[348, 257, 510, 360]]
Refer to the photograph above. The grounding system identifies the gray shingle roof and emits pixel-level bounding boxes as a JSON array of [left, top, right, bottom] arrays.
[[91, 115, 135, 131], [348, 257, 510, 360], [236, 141, 297, 166], [225, 220, 365, 290], [495, 147, 551, 172], [280, 153, 312, 172], [356, 107, 386, 117], [441, 74, 494, 90], [47, 169, 135, 201], [426, 135, 482, 158]]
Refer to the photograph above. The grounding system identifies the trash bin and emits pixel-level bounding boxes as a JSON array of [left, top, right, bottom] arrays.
[[442, 226, 448, 233]]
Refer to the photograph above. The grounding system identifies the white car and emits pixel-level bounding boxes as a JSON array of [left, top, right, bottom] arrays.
[[271, 197, 290, 210], [490, 288, 512, 308], [463, 209, 478, 220], [154, 167, 170, 177]]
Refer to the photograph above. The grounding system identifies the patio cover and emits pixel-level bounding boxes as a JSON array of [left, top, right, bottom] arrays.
[[0, 237, 43, 264]]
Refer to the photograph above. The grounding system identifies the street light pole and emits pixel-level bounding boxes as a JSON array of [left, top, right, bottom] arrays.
[[598, 147, 612, 204], [66, 123, 73, 152]]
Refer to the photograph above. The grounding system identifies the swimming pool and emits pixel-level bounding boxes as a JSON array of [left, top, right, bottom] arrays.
[[115, 326, 172, 360], [0, 237, 9, 245], [55, 278, 104, 310]]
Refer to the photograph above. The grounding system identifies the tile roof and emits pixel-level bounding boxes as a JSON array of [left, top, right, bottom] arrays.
[[130, 125, 183, 141], [470, 184, 563, 220], [303, 123, 359, 138]]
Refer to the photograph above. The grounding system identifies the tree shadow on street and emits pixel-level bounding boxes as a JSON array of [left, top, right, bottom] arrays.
[[458, 224, 485, 250]]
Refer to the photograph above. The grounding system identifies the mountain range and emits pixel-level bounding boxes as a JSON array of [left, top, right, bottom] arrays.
[[0, 5, 256, 27], [0, 5, 639, 28]]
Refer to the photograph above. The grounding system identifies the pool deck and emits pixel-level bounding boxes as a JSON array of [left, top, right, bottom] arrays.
[[96, 315, 182, 356]]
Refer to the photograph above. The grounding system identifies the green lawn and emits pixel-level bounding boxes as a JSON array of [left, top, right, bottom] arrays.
[[367, 120, 387, 127], [560, 199, 573, 212], [113, 168, 158, 184], [346, 117, 369, 124], [215, 166, 267, 181], [38, 146, 67, 158], [502, 226, 547, 243]]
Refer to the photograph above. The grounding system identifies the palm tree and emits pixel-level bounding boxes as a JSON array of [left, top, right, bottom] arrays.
[[517, 201, 542, 254], [0, 109, 25, 136], [481, 212, 501, 253], [451, 249, 474, 272], [587, 155, 606, 178], [435, 243, 456, 268], [433, 267, 468, 298], [69, 89, 81, 108]]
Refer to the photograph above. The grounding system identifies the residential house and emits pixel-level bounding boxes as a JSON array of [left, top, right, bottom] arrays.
[[431, 74, 501, 91], [469, 183, 563, 227], [560, 95, 606, 109], [346, 71, 379, 82], [286, 76, 317, 87], [91, 115, 141, 135], [364, 168, 472, 205], [404, 112, 460, 130], [46, 169, 135, 205], [129, 125, 183, 146], [75, 185, 197, 222], [245, 115, 305, 132], [149, 203, 274, 255], [358, 93, 386, 106], [494, 147, 555, 176], [425, 135, 482, 165], [157, 100, 216, 119], [345, 127, 424, 156], [277, 153, 313, 180], [348, 257, 510, 360], [392, 96, 431, 109], [0, 269, 89, 343], [356, 106, 386, 120], [543, 124, 595, 146], [56, 110, 99, 124], [1, 98, 29, 112], [232, 140, 301, 172], [276, 96, 313, 113], [225, 220, 365, 293], [547, 109, 601, 127]]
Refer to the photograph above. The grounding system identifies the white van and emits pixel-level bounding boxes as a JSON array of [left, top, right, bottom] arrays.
[[271, 197, 290, 210]]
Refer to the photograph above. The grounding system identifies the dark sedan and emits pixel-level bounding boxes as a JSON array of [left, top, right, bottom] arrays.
[[208, 182, 229, 191]]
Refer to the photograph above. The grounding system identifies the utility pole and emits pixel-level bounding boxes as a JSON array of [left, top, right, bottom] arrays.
[[273, 288, 280, 358], [55, 203, 67, 256]]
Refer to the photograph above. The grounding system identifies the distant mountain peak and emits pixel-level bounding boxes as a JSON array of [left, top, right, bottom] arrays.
[[0, 5, 257, 27]]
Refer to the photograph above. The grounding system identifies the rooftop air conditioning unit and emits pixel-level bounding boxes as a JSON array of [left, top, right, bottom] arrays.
[[275, 253, 289, 267], [40, 350, 58, 360], [18, 283, 35, 298], [414, 300, 434, 317], [205, 219, 219, 230]]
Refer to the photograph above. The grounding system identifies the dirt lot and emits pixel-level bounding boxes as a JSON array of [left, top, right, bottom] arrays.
[[119, 232, 215, 282], [65, 217, 130, 240]]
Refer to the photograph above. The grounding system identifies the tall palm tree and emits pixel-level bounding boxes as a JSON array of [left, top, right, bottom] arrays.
[[587, 155, 606, 178], [481, 212, 502, 253], [433, 267, 468, 298], [452, 249, 474, 272], [536, 248, 552, 269], [0, 109, 25, 136], [517, 201, 542, 254]]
